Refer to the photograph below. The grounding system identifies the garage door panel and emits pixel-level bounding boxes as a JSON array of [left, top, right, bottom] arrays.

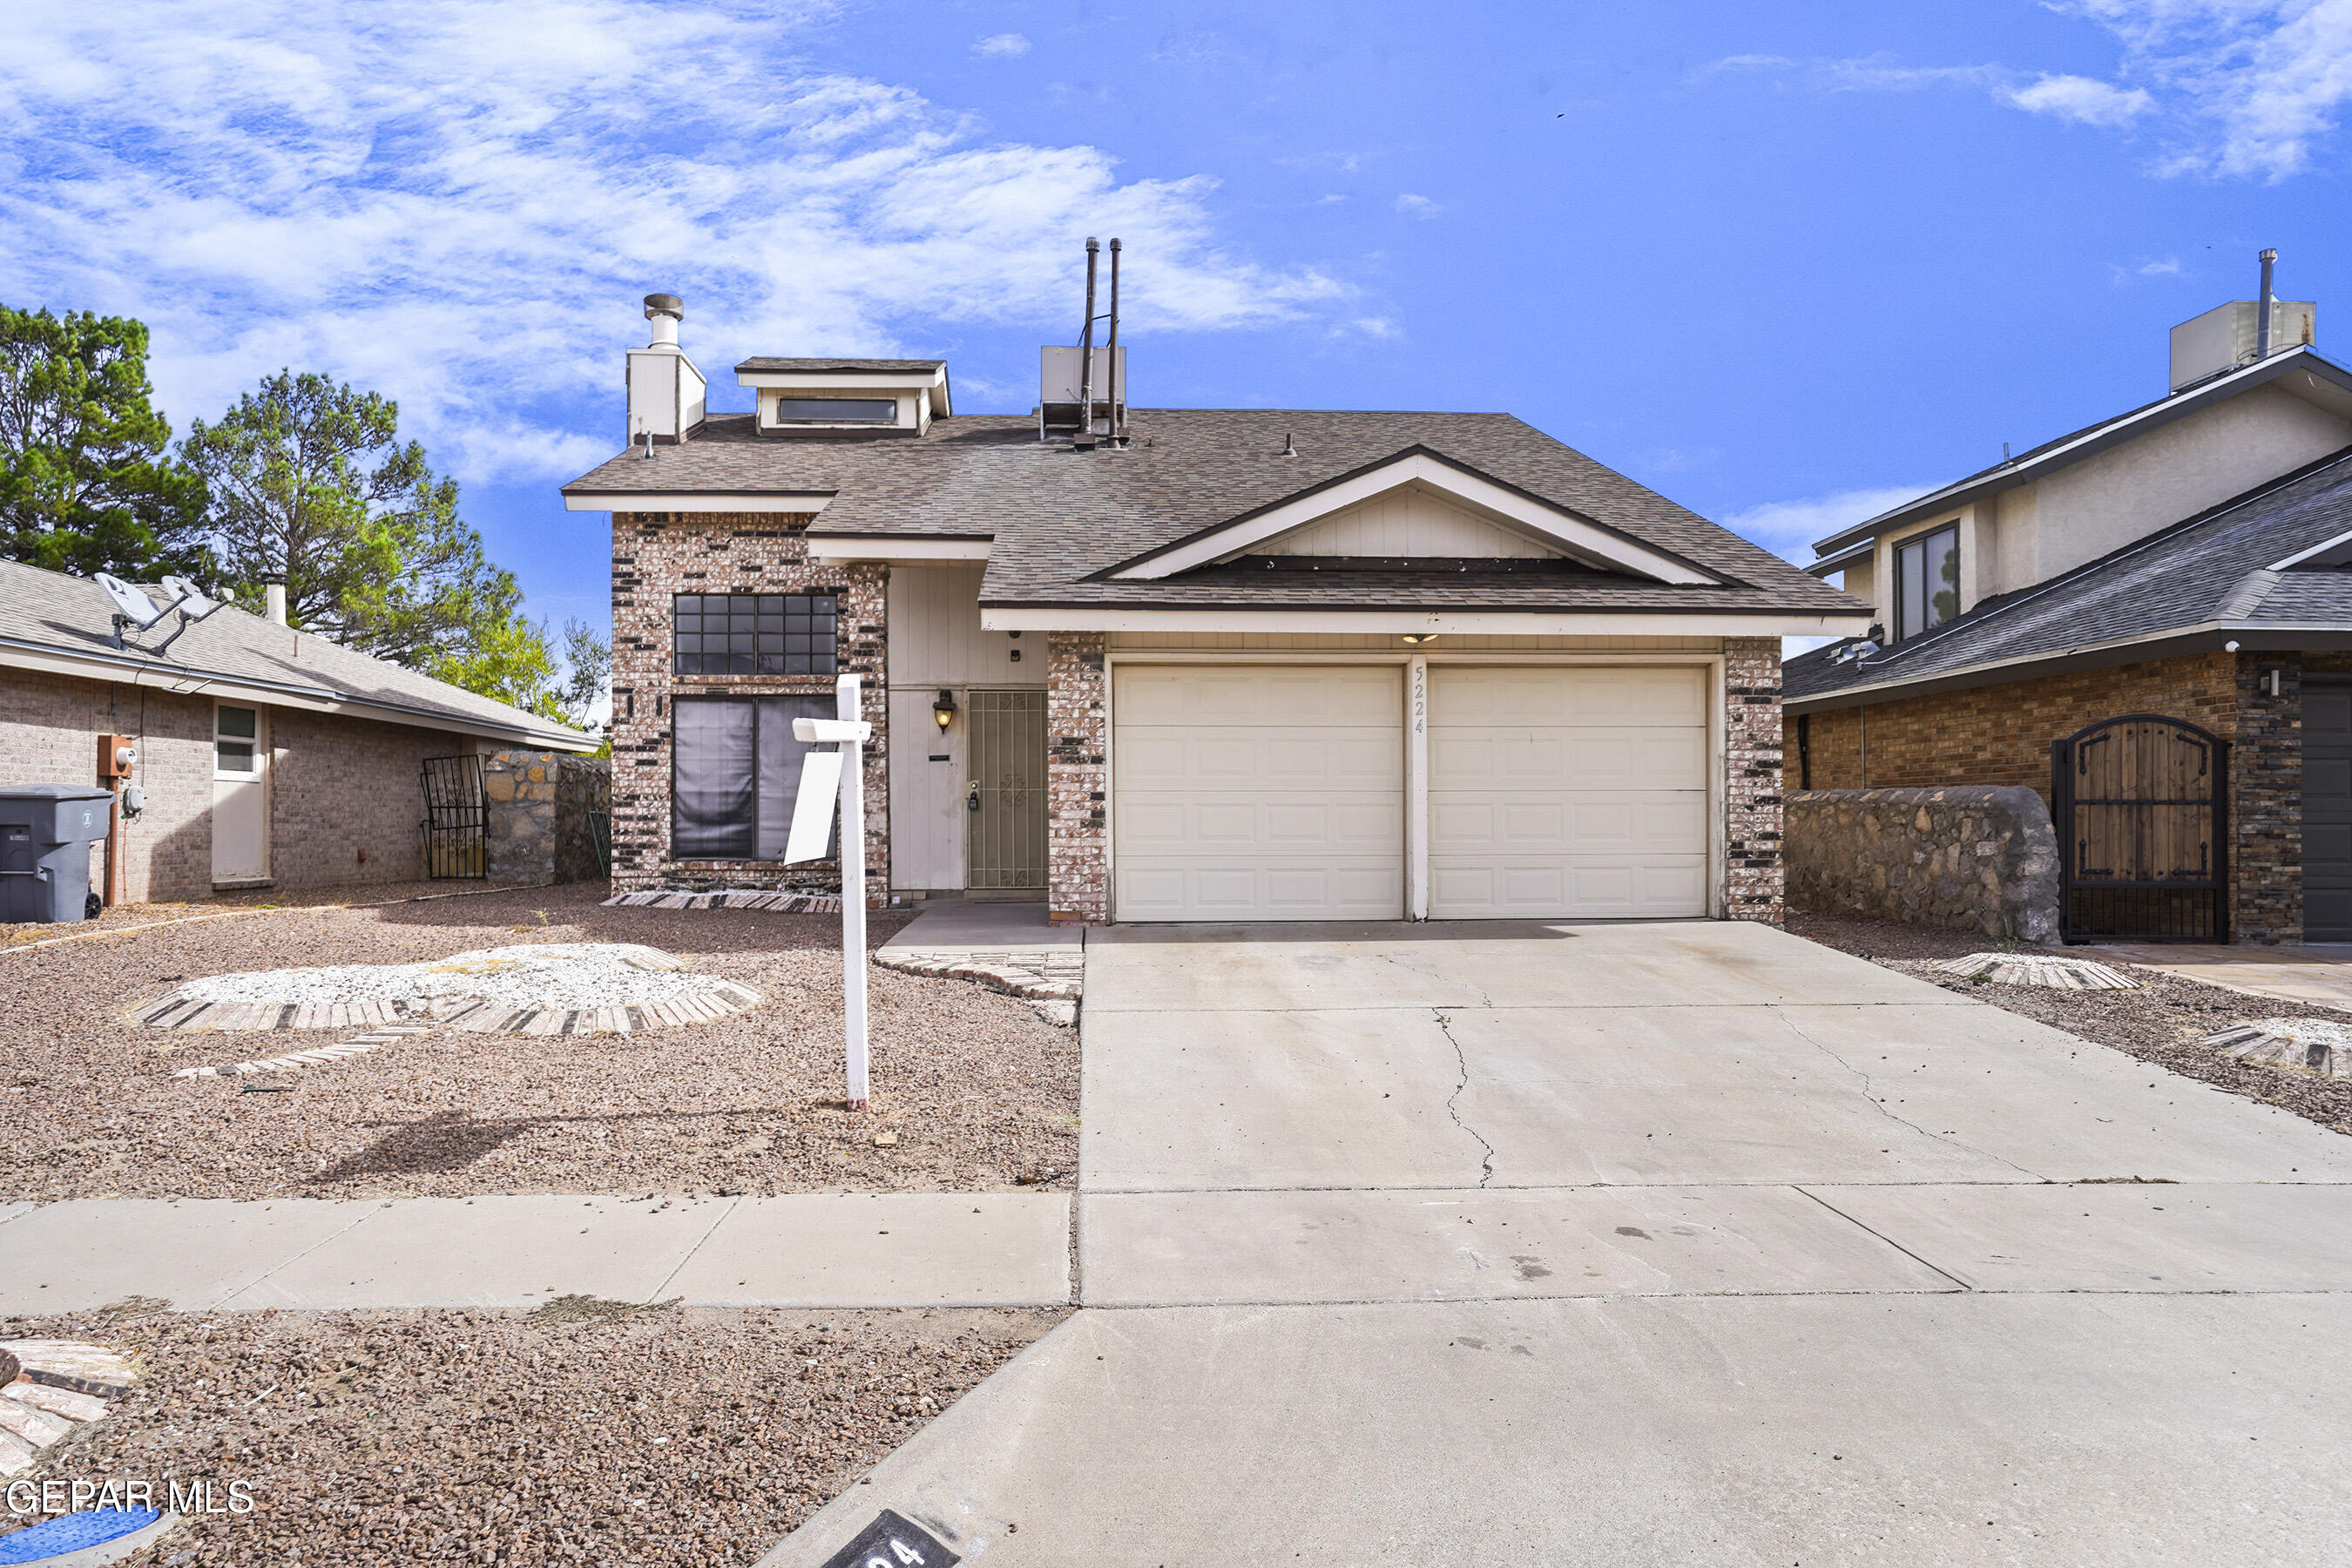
[[1115, 666, 1404, 921], [1428, 666, 1709, 920], [1435, 666, 1707, 727]]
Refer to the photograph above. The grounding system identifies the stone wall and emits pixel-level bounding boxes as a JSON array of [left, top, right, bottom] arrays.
[[1786, 786, 2061, 943], [1045, 632, 1108, 924], [1788, 649, 2300, 943], [484, 750, 611, 885], [607, 510, 889, 902], [1722, 637, 1785, 923]]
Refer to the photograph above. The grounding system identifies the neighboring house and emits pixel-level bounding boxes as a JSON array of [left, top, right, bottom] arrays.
[[1785, 301, 2352, 944], [563, 293, 1867, 925], [0, 558, 594, 904]]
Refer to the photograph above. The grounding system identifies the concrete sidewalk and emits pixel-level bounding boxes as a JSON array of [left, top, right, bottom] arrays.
[[0, 1192, 1069, 1313], [2099, 939, 2352, 1010]]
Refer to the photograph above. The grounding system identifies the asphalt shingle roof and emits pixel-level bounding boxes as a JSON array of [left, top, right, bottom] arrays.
[[564, 409, 1859, 616], [1785, 445, 2352, 703], [0, 558, 593, 747]]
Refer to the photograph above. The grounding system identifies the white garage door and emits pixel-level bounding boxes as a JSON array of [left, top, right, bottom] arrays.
[[1113, 666, 1404, 921], [1429, 666, 1709, 919]]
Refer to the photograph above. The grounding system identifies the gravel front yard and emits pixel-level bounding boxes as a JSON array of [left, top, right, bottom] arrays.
[[1, 1301, 1065, 1566], [1788, 912, 2352, 1135], [2, 884, 1080, 1200]]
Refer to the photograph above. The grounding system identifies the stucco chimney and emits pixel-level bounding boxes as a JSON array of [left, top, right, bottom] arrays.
[[265, 581, 287, 625], [627, 293, 706, 447]]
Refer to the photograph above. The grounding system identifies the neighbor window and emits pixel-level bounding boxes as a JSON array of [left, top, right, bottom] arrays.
[[672, 593, 837, 677], [1893, 524, 1960, 641], [769, 397, 896, 422], [672, 695, 836, 860]]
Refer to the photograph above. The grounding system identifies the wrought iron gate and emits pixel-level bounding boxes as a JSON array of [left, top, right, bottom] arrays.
[[967, 690, 1047, 890], [420, 754, 490, 880], [2052, 714, 2227, 943]]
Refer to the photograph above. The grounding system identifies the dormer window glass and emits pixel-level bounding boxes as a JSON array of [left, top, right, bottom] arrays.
[[770, 397, 895, 422], [1894, 524, 1959, 641]]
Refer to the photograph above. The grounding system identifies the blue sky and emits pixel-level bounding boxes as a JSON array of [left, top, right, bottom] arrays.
[[4, 0, 2349, 640]]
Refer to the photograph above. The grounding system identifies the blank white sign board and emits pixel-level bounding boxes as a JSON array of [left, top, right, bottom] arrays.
[[782, 750, 846, 865]]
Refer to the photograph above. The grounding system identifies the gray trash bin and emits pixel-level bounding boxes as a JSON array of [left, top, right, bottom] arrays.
[[0, 784, 115, 923]]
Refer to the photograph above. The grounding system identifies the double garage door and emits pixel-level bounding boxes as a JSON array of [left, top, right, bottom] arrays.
[[1113, 664, 1709, 921]]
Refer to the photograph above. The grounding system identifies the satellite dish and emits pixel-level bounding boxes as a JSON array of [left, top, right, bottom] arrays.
[[159, 576, 220, 620], [94, 573, 164, 629]]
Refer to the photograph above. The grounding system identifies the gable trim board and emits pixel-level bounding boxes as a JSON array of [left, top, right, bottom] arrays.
[[1104, 650, 1725, 921], [1105, 449, 1730, 585], [983, 606, 1860, 637]]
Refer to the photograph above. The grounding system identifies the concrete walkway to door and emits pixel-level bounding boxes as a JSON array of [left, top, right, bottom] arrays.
[[761, 919, 2352, 1568]]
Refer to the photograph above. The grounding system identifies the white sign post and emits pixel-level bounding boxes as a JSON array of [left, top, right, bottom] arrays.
[[786, 672, 874, 1110]]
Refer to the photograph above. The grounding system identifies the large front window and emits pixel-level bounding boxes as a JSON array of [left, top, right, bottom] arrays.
[[672, 593, 837, 677], [1893, 524, 1959, 641], [672, 695, 835, 860]]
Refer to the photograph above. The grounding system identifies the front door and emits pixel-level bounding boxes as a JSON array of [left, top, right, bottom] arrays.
[[212, 703, 268, 883], [967, 689, 1046, 891]]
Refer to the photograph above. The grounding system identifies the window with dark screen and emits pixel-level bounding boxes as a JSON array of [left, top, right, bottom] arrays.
[[671, 695, 837, 860], [672, 594, 837, 677], [1893, 524, 1960, 642]]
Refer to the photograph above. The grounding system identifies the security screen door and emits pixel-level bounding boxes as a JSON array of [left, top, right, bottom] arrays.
[[967, 690, 1046, 890]]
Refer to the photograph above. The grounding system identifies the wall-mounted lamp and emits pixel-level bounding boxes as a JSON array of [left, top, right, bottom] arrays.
[[934, 689, 958, 731], [1401, 633, 1437, 645]]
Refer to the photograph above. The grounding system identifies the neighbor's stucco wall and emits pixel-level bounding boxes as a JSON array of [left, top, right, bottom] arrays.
[[2020, 384, 2351, 588], [608, 510, 889, 901]]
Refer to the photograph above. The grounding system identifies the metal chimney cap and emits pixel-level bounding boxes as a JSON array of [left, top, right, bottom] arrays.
[[2261, 248, 2279, 262], [644, 294, 685, 319]]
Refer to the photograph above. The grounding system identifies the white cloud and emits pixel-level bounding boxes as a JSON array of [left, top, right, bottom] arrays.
[[972, 32, 1031, 58], [1719, 2, 2352, 179], [1394, 193, 1443, 218], [1720, 484, 1938, 567], [0, 0, 1353, 484], [2003, 71, 2157, 124]]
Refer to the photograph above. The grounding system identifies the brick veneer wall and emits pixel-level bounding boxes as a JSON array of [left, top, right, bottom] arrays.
[[608, 510, 889, 901], [1722, 637, 1785, 923], [269, 706, 474, 887], [1045, 632, 1108, 923], [1787, 650, 2305, 943]]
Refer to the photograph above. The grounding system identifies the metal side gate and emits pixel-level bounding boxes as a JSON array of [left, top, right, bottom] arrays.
[[421, 754, 490, 880], [2052, 713, 2227, 943]]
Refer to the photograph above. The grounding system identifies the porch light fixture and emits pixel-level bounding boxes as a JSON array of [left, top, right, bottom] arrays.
[[934, 689, 958, 730], [1401, 633, 1437, 645]]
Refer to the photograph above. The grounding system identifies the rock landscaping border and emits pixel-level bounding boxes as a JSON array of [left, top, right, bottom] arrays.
[[874, 949, 1085, 1028], [170, 1023, 436, 1080], [2203, 1017, 2352, 1079], [604, 890, 845, 913], [1932, 951, 2139, 990], [0, 1340, 139, 1478]]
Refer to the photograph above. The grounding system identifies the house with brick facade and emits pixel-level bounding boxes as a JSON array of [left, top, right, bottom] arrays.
[[564, 293, 1868, 926], [0, 558, 593, 905], [1786, 308, 2352, 944]]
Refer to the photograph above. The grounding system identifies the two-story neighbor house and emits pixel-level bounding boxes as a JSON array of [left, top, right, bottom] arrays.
[[564, 289, 1868, 925], [1786, 286, 2352, 944]]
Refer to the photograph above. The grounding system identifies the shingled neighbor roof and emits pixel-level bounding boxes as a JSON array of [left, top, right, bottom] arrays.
[[564, 409, 1861, 617], [0, 558, 593, 749], [1785, 444, 2352, 710]]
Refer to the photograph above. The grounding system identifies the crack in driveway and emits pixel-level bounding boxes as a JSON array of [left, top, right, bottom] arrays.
[[1434, 1009, 1497, 1187], [1776, 1009, 2046, 1181]]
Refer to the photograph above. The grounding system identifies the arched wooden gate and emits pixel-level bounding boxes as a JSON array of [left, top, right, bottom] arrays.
[[2051, 714, 2227, 943]]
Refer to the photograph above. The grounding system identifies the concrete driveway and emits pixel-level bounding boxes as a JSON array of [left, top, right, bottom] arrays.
[[764, 920, 2352, 1567]]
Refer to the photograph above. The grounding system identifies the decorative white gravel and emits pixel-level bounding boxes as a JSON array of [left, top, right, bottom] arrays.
[[164, 943, 716, 1016]]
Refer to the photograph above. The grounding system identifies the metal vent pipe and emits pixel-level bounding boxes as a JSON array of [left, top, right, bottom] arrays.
[[2258, 248, 2278, 359], [1076, 238, 1100, 449]]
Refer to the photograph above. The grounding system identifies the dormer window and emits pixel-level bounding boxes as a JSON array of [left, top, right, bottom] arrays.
[[1893, 523, 1959, 641], [771, 397, 896, 423]]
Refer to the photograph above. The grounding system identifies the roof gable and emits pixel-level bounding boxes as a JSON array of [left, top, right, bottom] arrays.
[[1105, 448, 1726, 585]]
